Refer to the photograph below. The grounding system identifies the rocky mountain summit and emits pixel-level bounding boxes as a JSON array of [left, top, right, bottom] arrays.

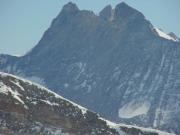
[[0, 2, 180, 134], [0, 72, 174, 135]]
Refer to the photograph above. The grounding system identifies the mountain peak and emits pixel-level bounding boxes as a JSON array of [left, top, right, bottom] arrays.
[[117, 2, 129, 7], [115, 2, 134, 11], [114, 2, 144, 21], [99, 5, 114, 21], [62, 2, 79, 13]]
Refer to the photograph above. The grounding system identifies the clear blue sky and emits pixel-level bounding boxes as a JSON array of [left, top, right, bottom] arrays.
[[0, 0, 180, 55]]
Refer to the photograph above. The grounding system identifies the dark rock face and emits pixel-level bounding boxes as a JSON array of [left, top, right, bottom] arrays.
[[0, 2, 179, 134], [100, 5, 113, 21]]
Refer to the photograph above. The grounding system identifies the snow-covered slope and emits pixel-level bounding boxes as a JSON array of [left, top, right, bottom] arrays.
[[0, 72, 175, 135]]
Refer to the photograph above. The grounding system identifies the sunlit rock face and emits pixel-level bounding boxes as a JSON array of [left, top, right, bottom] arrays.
[[0, 2, 180, 134]]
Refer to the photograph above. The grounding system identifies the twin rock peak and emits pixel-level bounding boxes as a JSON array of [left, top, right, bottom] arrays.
[[61, 2, 145, 21]]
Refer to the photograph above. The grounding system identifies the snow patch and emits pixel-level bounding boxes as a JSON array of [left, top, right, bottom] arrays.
[[40, 99, 59, 106], [64, 83, 69, 88], [75, 62, 86, 79], [119, 101, 150, 118], [12, 54, 22, 57], [139, 69, 151, 92], [31, 101, 37, 105], [143, 68, 151, 81], [112, 69, 121, 80], [10, 80, 25, 91], [0, 81, 25, 105], [154, 28, 179, 42], [153, 108, 160, 127], [80, 80, 87, 87]]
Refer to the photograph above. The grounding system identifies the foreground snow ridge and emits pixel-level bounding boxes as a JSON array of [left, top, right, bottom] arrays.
[[0, 72, 176, 135]]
